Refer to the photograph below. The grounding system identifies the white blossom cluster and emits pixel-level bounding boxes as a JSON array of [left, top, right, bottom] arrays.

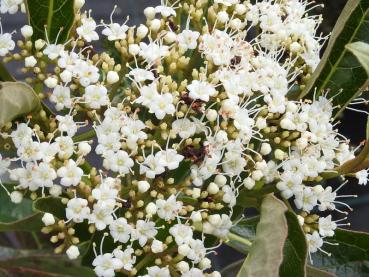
[[0, 0, 365, 276]]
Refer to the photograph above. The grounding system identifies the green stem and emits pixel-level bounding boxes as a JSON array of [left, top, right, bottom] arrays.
[[227, 232, 253, 247], [135, 255, 155, 273], [73, 129, 96, 142]]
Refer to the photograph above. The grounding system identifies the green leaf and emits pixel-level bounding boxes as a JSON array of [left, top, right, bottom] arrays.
[[33, 197, 65, 219], [311, 228, 369, 276], [0, 186, 33, 223], [26, 0, 75, 43], [0, 249, 95, 276], [279, 211, 307, 277], [0, 82, 41, 128], [0, 63, 15, 82], [299, 0, 369, 117], [0, 213, 43, 232], [221, 260, 244, 277], [236, 194, 288, 277], [346, 41, 369, 75], [307, 266, 337, 277]]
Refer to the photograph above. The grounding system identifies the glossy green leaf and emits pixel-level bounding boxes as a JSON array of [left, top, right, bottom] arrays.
[[236, 194, 288, 277], [346, 41, 369, 75], [299, 0, 369, 117], [0, 82, 41, 128], [307, 266, 337, 277], [0, 185, 33, 223], [221, 260, 244, 277], [0, 248, 95, 277], [33, 197, 65, 220], [311, 228, 369, 276], [0, 213, 43, 232], [279, 211, 307, 277], [26, 0, 75, 43]]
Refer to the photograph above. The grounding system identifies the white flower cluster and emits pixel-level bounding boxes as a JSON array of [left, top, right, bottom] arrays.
[[0, 0, 364, 276]]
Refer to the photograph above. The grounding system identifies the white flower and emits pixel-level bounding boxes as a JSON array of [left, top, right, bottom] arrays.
[[276, 171, 303, 199], [31, 162, 57, 189], [306, 231, 323, 253], [50, 85, 72, 111], [102, 23, 129, 41], [113, 247, 136, 271], [294, 186, 318, 212], [89, 202, 114, 230], [77, 17, 99, 42], [104, 150, 134, 175], [156, 195, 182, 221], [144, 266, 170, 277], [169, 224, 193, 245], [156, 149, 184, 170], [93, 253, 123, 277], [132, 220, 157, 247], [56, 114, 78, 137], [75, 62, 100, 87], [203, 214, 232, 238], [66, 197, 90, 223], [84, 85, 110, 109], [0, 32, 15, 56], [148, 93, 175, 120], [57, 160, 84, 187], [0, 0, 22, 14], [356, 170, 368, 185], [129, 68, 155, 83], [43, 44, 64, 60], [187, 80, 217, 102], [55, 136, 74, 159], [139, 154, 166, 179], [0, 154, 10, 176], [109, 217, 132, 243], [66, 245, 80, 260], [318, 215, 337, 237], [186, 239, 206, 263], [172, 118, 197, 139], [139, 41, 169, 63], [177, 30, 200, 51]]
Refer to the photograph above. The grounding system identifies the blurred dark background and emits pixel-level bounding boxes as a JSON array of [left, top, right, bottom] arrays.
[[3, 0, 367, 271]]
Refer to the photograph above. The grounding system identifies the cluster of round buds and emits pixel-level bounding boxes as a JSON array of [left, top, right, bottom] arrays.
[[0, 0, 364, 276]]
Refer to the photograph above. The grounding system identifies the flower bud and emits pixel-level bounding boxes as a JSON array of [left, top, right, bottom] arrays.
[[207, 182, 219, 195], [44, 76, 58, 88], [164, 32, 177, 44], [178, 244, 190, 256], [138, 180, 150, 193], [66, 245, 80, 260], [260, 143, 271, 155], [74, 0, 85, 10], [35, 39, 46, 50], [42, 213, 55, 226], [25, 56, 37, 67], [206, 109, 218, 122], [217, 11, 229, 23], [137, 24, 149, 39], [144, 7, 156, 20], [146, 202, 157, 215], [150, 19, 162, 32], [10, 191, 23, 204], [199, 258, 211, 270], [78, 142, 91, 156], [190, 211, 202, 222], [176, 261, 190, 273], [107, 71, 119, 84], [60, 70, 72, 83], [235, 4, 247, 15], [21, 25, 33, 38], [129, 44, 140, 56], [243, 177, 255, 190], [274, 149, 285, 160], [214, 175, 227, 187], [151, 240, 164, 253]]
